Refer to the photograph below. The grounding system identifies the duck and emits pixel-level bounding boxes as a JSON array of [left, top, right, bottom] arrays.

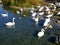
[[37, 28, 45, 39], [5, 17, 15, 26]]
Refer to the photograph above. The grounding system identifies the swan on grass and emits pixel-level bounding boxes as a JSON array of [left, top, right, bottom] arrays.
[[46, 13, 53, 18], [5, 17, 15, 27], [38, 12, 44, 16], [35, 17, 39, 25], [43, 18, 50, 27], [39, 6, 44, 11], [16, 11, 20, 14], [37, 28, 45, 39], [57, 11, 60, 15]]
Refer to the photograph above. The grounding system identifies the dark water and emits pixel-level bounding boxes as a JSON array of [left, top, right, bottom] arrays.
[[0, 4, 60, 45]]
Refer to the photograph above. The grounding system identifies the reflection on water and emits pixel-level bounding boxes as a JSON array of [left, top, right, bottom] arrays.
[[0, 4, 60, 45]]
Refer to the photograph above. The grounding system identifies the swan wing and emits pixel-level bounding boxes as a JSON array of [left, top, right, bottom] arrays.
[[5, 22, 15, 25]]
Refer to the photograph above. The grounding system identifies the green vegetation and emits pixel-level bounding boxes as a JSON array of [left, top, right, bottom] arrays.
[[2, 0, 45, 7]]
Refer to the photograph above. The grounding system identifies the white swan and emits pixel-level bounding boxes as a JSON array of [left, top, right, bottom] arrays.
[[38, 12, 44, 16], [57, 11, 60, 15], [20, 8, 23, 12], [16, 11, 20, 14], [34, 17, 39, 25], [37, 28, 45, 39], [46, 13, 53, 18], [1, 11, 8, 17], [39, 6, 44, 11], [43, 18, 50, 27], [45, 6, 50, 11], [5, 17, 15, 26], [32, 12, 37, 17], [30, 5, 35, 13]]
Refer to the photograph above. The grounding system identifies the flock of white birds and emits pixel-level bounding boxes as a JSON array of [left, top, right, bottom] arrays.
[[31, 3, 60, 38], [1, 2, 60, 39]]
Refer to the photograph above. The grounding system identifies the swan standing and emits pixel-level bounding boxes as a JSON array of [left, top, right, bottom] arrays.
[[5, 17, 15, 26], [37, 28, 45, 39], [34, 17, 39, 25], [46, 13, 53, 18], [57, 11, 60, 15], [39, 6, 44, 11], [43, 17, 51, 29], [16, 11, 20, 14]]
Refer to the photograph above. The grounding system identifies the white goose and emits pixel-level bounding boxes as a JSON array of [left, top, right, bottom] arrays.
[[37, 28, 45, 39], [5, 17, 15, 26], [1, 11, 8, 17]]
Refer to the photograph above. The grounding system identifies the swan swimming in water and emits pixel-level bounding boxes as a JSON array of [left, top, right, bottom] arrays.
[[1, 10, 8, 17], [5, 17, 15, 26], [37, 28, 45, 39]]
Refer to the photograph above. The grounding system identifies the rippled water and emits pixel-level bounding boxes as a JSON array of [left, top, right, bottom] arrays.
[[0, 4, 60, 45]]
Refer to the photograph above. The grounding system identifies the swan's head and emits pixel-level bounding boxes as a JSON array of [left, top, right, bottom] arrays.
[[13, 17, 15, 19], [41, 29, 45, 32]]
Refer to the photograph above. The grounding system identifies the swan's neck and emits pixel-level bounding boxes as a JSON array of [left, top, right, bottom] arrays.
[[13, 19, 15, 23]]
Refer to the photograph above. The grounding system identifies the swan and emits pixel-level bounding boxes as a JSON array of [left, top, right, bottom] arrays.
[[5, 17, 15, 26], [20, 8, 23, 12], [30, 5, 35, 13], [20, 8, 23, 15], [49, 3, 56, 11], [39, 6, 44, 11], [31, 5, 35, 11], [43, 18, 50, 27], [46, 13, 53, 18], [57, 11, 60, 15], [45, 6, 50, 11], [1, 11, 8, 17], [37, 28, 45, 39], [38, 12, 44, 16], [16, 11, 20, 14], [37, 5, 41, 8], [34, 17, 39, 25], [32, 12, 37, 17]]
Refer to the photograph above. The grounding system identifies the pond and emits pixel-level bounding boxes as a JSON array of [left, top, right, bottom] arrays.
[[0, 4, 60, 45]]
